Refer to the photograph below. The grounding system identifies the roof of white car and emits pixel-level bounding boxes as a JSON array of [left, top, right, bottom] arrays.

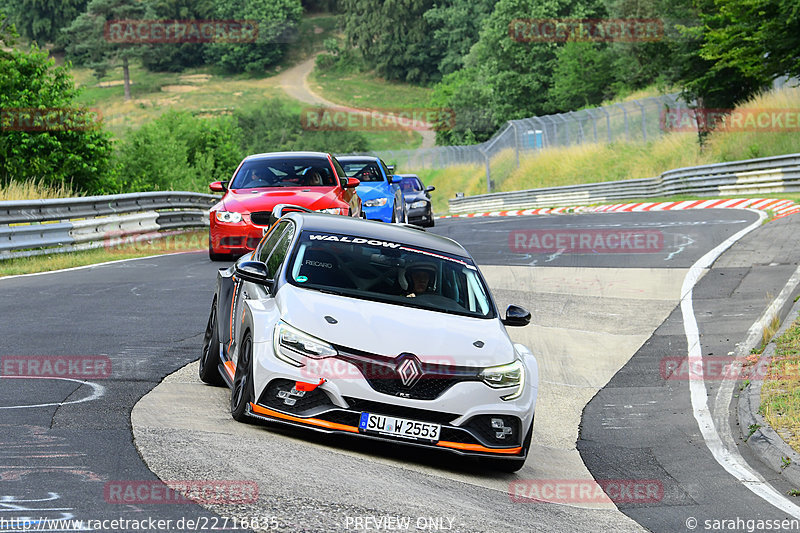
[[286, 213, 468, 258]]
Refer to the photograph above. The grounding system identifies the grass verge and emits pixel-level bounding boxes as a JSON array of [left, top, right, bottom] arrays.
[[309, 69, 433, 111], [760, 315, 800, 452], [402, 86, 800, 213], [0, 179, 77, 201], [0, 231, 208, 277]]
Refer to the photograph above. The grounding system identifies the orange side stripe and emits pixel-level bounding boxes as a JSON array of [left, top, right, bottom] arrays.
[[223, 361, 235, 380], [436, 441, 522, 455], [250, 403, 359, 433]]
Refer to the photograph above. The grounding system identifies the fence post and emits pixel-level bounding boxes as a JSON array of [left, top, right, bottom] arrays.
[[634, 100, 647, 142], [513, 121, 520, 168], [482, 150, 491, 193]]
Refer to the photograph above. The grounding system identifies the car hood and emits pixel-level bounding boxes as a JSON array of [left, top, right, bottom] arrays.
[[221, 187, 341, 213], [276, 284, 514, 368], [402, 191, 428, 203], [355, 182, 390, 201]]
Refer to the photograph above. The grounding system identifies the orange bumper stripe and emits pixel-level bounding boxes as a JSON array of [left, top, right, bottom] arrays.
[[436, 441, 522, 455], [249, 403, 359, 433], [250, 403, 523, 455]]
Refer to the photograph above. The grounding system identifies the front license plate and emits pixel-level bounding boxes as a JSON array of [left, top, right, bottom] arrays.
[[358, 412, 440, 443]]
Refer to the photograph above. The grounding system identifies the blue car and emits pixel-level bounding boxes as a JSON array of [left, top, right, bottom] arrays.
[[337, 156, 407, 223]]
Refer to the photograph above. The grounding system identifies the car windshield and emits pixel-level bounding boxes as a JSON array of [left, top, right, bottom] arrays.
[[287, 232, 495, 319], [340, 161, 385, 183], [400, 177, 423, 192], [230, 157, 338, 189]]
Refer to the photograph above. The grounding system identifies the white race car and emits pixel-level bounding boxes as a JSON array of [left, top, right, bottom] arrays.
[[200, 206, 538, 471]]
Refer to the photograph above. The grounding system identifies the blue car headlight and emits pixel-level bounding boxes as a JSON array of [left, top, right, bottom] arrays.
[[363, 198, 388, 207]]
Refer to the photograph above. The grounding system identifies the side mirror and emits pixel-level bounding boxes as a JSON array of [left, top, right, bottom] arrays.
[[425, 185, 436, 193], [343, 177, 360, 188], [502, 305, 531, 327], [209, 181, 228, 193], [387, 165, 395, 173], [234, 260, 272, 286]]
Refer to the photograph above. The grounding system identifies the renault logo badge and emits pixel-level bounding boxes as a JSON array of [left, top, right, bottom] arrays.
[[397, 355, 422, 388]]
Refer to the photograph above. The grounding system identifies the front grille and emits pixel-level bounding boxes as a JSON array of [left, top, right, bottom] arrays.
[[464, 415, 522, 447], [250, 211, 271, 226], [220, 236, 244, 247], [343, 398, 458, 425], [257, 379, 334, 415], [335, 346, 480, 401]]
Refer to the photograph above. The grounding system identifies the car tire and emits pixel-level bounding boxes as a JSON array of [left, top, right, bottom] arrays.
[[390, 210, 396, 223], [209, 243, 231, 262], [486, 423, 533, 473], [230, 331, 256, 423], [199, 299, 224, 386]]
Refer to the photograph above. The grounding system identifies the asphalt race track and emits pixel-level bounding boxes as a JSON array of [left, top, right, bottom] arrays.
[[2, 209, 800, 532]]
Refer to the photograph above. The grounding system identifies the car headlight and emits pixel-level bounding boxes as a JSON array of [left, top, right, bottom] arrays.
[[479, 359, 525, 400], [410, 200, 428, 209], [273, 321, 337, 367], [318, 207, 345, 215], [215, 211, 243, 223], [363, 198, 388, 207]]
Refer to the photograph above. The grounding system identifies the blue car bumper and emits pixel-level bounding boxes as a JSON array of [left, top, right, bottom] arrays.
[[363, 202, 394, 222]]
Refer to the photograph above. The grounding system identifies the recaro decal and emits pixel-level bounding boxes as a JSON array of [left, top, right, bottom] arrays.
[[307, 234, 402, 249]]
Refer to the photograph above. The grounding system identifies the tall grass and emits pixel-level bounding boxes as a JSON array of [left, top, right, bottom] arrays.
[[0, 179, 77, 201], [410, 86, 800, 213]]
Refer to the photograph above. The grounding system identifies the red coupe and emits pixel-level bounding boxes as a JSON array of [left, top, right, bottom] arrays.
[[208, 151, 362, 260]]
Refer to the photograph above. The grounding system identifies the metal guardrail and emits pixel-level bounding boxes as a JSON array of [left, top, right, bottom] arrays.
[[448, 153, 800, 213], [0, 192, 217, 259]]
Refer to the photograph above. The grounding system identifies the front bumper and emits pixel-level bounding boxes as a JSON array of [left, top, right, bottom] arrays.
[[406, 205, 432, 225], [210, 219, 264, 256], [248, 341, 536, 458], [362, 202, 393, 223]]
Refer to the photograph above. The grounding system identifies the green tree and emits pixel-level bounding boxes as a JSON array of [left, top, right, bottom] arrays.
[[465, 0, 606, 122], [0, 45, 114, 191], [139, 0, 215, 72], [204, 0, 303, 74], [63, 0, 152, 101], [429, 68, 498, 145], [3, 0, 87, 46], [700, 0, 800, 87], [548, 41, 615, 111], [341, 0, 441, 83], [235, 102, 368, 154], [423, 0, 495, 76], [115, 111, 243, 192]]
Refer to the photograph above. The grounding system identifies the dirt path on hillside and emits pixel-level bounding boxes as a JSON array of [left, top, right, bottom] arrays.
[[274, 56, 436, 149]]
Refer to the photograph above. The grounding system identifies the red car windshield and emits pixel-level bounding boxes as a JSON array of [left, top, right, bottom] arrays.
[[231, 157, 338, 189]]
